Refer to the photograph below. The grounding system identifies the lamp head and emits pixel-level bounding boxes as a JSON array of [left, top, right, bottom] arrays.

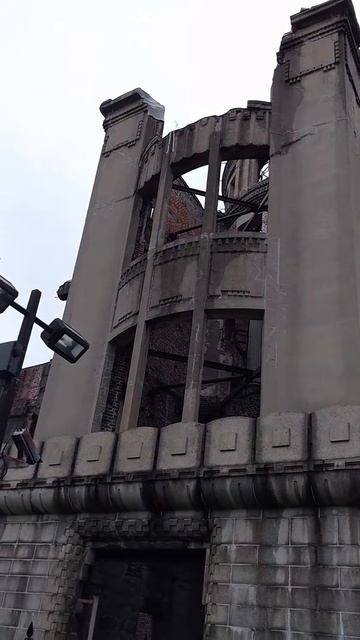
[[41, 318, 89, 363]]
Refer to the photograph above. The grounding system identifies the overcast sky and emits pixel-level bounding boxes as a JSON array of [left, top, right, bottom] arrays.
[[1, 0, 359, 366]]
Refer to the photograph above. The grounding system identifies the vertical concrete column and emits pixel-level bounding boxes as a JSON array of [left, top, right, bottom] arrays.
[[119, 136, 174, 431], [182, 123, 222, 422], [36, 89, 164, 438], [262, 0, 360, 414]]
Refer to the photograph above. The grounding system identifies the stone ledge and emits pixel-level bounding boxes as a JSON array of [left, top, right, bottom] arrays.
[[6, 406, 360, 490]]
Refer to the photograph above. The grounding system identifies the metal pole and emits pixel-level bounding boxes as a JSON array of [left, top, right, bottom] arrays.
[[25, 621, 34, 638], [0, 290, 41, 448]]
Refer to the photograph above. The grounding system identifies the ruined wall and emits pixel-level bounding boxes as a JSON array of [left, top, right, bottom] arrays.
[[8, 363, 50, 437]]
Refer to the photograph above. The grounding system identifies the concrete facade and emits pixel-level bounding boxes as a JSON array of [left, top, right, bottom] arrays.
[[2, 0, 360, 637]]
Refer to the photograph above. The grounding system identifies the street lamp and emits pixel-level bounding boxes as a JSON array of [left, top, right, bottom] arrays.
[[0, 274, 89, 455]]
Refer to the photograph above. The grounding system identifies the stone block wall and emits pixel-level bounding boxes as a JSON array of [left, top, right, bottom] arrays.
[[206, 507, 360, 639], [1, 507, 360, 637], [0, 515, 82, 640]]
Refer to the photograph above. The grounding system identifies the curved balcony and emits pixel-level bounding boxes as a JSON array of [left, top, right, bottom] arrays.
[[138, 103, 271, 195], [111, 232, 267, 337]]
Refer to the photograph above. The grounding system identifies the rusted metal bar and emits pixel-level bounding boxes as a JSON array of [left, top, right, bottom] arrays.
[[148, 349, 252, 375]]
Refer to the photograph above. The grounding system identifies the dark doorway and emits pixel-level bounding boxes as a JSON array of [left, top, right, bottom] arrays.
[[77, 549, 205, 640]]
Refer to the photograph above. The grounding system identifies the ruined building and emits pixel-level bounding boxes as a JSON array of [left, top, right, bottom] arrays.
[[1, 0, 360, 637]]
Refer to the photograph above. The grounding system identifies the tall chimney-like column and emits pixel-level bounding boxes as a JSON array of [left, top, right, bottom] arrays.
[[36, 89, 164, 438], [262, 0, 360, 414]]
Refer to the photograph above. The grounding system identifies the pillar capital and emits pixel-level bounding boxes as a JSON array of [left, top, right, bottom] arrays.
[[100, 87, 164, 122], [288, 0, 360, 46]]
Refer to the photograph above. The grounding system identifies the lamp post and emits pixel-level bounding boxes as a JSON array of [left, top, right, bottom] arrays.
[[0, 275, 89, 452]]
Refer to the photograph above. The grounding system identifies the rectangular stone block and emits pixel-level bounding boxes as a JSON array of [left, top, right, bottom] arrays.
[[74, 431, 115, 476], [212, 584, 257, 606], [232, 565, 288, 586], [0, 628, 19, 640], [11, 559, 50, 576], [207, 604, 229, 625], [256, 413, 308, 463], [290, 609, 339, 634], [259, 545, 315, 566], [211, 563, 232, 583], [208, 626, 253, 640], [291, 517, 317, 544], [266, 607, 287, 630], [3, 576, 28, 592], [317, 588, 360, 612], [214, 545, 258, 565], [234, 517, 289, 545], [291, 566, 339, 588], [337, 514, 360, 544], [259, 586, 315, 610], [317, 546, 360, 566], [341, 613, 360, 636], [156, 422, 204, 470], [1, 523, 20, 543], [0, 609, 21, 627], [204, 418, 254, 468], [37, 436, 77, 479], [27, 577, 56, 593], [312, 406, 360, 459], [340, 567, 360, 588], [0, 560, 12, 574], [212, 518, 234, 544], [19, 523, 57, 543], [3, 592, 43, 610], [229, 605, 266, 628], [114, 427, 159, 473], [14, 544, 35, 560]]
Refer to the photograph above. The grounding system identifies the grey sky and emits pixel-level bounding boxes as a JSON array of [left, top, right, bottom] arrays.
[[1, 0, 357, 366]]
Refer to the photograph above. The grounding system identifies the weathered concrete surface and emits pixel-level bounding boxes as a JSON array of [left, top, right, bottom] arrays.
[[256, 412, 308, 463], [204, 417, 254, 467], [156, 422, 204, 470], [36, 90, 164, 438], [262, 0, 360, 414], [114, 426, 158, 472]]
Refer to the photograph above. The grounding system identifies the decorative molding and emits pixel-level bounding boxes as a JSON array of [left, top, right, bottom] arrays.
[[284, 40, 340, 85], [211, 235, 267, 254], [102, 115, 144, 157]]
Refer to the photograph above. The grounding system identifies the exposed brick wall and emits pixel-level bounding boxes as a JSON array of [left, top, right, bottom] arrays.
[[164, 180, 203, 243], [101, 345, 132, 431], [8, 362, 51, 437], [133, 178, 203, 259], [138, 317, 192, 428], [206, 507, 360, 639]]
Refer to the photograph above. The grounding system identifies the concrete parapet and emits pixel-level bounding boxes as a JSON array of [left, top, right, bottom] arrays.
[[114, 427, 159, 473], [5, 441, 43, 483], [156, 422, 204, 470], [37, 436, 78, 479], [204, 417, 254, 468], [312, 405, 360, 460], [256, 412, 308, 463], [74, 431, 115, 476]]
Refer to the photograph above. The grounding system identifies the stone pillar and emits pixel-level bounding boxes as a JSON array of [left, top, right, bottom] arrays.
[[36, 89, 164, 438], [262, 0, 360, 414]]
